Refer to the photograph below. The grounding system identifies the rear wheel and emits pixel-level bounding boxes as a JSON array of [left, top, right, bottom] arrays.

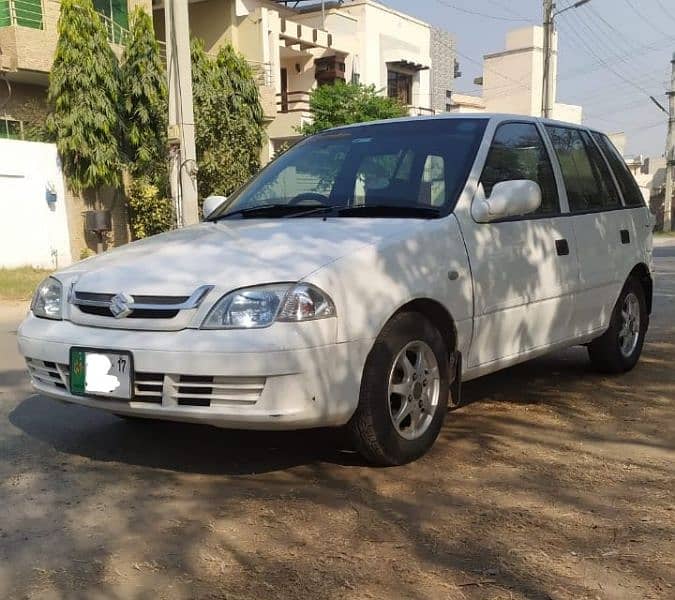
[[587, 277, 647, 373], [348, 312, 450, 466]]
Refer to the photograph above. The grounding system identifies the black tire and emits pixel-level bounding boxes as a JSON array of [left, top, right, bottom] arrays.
[[587, 277, 648, 374], [348, 311, 450, 466]]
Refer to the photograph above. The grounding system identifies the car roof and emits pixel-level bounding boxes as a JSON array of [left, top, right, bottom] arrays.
[[328, 112, 602, 135]]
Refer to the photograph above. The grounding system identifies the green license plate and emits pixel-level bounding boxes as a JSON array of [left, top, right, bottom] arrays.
[[70, 348, 133, 400]]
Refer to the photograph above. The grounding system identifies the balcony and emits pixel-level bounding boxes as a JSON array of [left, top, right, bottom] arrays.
[[267, 90, 311, 139], [0, 0, 43, 29], [0, 1, 129, 78], [408, 106, 436, 117]]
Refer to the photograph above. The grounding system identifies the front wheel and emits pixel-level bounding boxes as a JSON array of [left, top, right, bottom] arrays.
[[587, 277, 648, 373], [348, 312, 450, 466]]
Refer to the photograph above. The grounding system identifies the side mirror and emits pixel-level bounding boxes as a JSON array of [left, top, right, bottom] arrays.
[[202, 195, 227, 220], [471, 180, 542, 223]]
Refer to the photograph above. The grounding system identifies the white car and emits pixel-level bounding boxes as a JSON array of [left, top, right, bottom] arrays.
[[18, 114, 654, 465]]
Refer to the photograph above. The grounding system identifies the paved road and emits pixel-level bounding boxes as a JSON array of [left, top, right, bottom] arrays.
[[1, 242, 673, 600]]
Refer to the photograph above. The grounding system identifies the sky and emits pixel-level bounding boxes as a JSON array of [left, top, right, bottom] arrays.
[[380, 0, 674, 157]]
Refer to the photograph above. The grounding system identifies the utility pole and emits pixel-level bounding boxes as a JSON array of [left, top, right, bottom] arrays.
[[164, 0, 199, 227], [664, 52, 675, 233], [542, 0, 554, 119], [542, 1, 592, 119]]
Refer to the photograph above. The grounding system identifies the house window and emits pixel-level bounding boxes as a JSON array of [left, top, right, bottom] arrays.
[[0, 118, 22, 139], [387, 69, 412, 105], [93, 0, 128, 43], [0, 0, 44, 29]]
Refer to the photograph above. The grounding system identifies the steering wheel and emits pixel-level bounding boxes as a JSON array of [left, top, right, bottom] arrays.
[[288, 192, 330, 206]]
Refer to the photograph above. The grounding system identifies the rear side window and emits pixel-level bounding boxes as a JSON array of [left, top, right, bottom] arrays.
[[592, 132, 645, 207], [480, 122, 560, 216], [545, 126, 620, 213]]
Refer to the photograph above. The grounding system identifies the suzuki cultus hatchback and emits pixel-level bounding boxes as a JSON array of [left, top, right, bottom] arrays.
[[19, 115, 654, 465]]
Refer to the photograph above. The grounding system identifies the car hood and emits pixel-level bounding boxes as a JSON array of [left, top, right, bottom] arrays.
[[62, 219, 416, 295]]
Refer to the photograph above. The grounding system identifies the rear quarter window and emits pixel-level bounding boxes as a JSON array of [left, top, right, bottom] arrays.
[[591, 132, 646, 207]]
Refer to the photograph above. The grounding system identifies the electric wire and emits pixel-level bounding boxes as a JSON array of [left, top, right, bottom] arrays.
[[432, 0, 530, 22]]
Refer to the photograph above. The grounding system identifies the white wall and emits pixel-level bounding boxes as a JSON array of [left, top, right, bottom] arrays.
[[551, 102, 583, 124], [0, 140, 72, 269]]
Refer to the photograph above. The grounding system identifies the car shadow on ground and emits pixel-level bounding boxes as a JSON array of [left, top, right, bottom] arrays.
[[9, 393, 363, 475], [9, 343, 650, 477]]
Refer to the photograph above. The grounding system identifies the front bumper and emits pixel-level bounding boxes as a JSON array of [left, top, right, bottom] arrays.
[[17, 315, 373, 429]]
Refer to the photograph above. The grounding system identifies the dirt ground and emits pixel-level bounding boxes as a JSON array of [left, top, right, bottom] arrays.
[[0, 242, 673, 600]]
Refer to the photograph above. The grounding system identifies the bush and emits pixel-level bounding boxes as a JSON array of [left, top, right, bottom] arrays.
[[191, 38, 265, 201], [126, 177, 175, 239], [299, 82, 408, 135]]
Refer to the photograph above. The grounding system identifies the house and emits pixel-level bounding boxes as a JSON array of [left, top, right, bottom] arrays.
[[0, 0, 153, 260], [448, 25, 582, 124], [153, 0, 454, 160]]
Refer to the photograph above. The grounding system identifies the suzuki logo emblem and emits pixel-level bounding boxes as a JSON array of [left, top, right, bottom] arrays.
[[110, 293, 134, 319]]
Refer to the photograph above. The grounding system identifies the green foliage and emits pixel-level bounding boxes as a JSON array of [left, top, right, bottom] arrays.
[[300, 82, 408, 135], [46, 0, 121, 193], [126, 176, 175, 239], [18, 97, 53, 143], [118, 7, 171, 239], [191, 38, 265, 200], [120, 7, 167, 180]]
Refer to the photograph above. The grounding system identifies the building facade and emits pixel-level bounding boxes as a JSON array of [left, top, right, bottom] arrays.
[[153, 0, 444, 160], [0, 0, 152, 260], [430, 26, 456, 114], [448, 25, 582, 124]]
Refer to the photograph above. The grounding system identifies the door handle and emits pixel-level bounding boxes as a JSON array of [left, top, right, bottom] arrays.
[[555, 238, 570, 256], [620, 229, 630, 244]]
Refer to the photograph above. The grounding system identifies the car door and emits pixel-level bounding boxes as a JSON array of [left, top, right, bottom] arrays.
[[591, 131, 653, 279], [544, 125, 629, 335], [456, 120, 579, 368]]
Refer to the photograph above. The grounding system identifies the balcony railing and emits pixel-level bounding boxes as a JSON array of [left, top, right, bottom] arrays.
[[98, 11, 128, 45], [277, 90, 311, 114], [409, 105, 436, 117], [0, 2, 127, 46], [0, 0, 44, 30]]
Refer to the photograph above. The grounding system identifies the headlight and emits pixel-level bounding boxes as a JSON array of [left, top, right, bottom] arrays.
[[201, 283, 336, 329], [31, 277, 63, 320]]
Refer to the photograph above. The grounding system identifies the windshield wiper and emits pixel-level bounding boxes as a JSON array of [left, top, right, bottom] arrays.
[[286, 205, 336, 218], [214, 204, 328, 220], [336, 204, 441, 218]]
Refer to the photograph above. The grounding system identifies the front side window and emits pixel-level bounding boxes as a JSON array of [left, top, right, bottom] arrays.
[[209, 118, 487, 220], [480, 122, 560, 216], [546, 126, 621, 213], [592, 132, 645, 207]]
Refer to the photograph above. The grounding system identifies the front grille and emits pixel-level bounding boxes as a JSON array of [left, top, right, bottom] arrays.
[[77, 305, 180, 319], [74, 292, 187, 319], [75, 292, 190, 305], [172, 375, 265, 407], [133, 372, 164, 403], [26, 358, 69, 391], [25, 361, 265, 408]]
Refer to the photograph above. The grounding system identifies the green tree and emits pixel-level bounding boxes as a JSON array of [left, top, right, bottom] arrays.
[[191, 38, 265, 200], [120, 6, 167, 179], [299, 82, 408, 135], [46, 0, 121, 197], [119, 6, 173, 239]]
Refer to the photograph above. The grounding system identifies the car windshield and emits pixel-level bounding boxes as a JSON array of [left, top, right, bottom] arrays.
[[209, 118, 487, 220]]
